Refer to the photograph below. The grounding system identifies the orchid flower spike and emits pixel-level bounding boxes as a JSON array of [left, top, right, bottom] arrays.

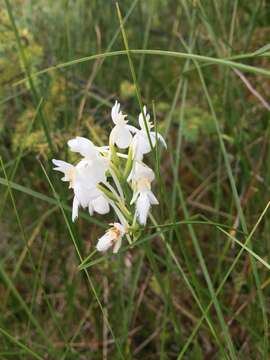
[[109, 101, 137, 149], [130, 162, 158, 225], [132, 106, 166, 161], [96, 222, 126, 253], [52, 158, 109, 222], [52, 101, 166, 253]]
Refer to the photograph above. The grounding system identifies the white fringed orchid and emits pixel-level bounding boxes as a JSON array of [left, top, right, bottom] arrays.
[[52, 100, 166, 254], [109, 101, 137, 149], [130, 162, 159, 225], [52, 158, 110, 221], [132, 106, 166, 160], [96, 223, 126, 253]]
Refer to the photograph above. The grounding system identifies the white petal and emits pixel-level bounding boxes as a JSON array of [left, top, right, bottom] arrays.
[[137, 132, 152, 156], [88, 202, 94, 216], [76, 158, 108, 186], [150, 132, 157, 147], [110, 125, 132, 149], [132, 128, 162, 159], [131, 133, 147, 160], [68, 137, 97, 158], [132, 162, 155, 183], [73, 183, 92, 208], [138, 106, 152, 131], [52, 159, 75, 183], [136, 192, 150, 225], [92, 196, 110, 215], [96, 232, 114, 252], [111, 101, 127, 125], [147, 191, 159, 205], [72, 196, 79, 222], [127, 125, 139, 134], [109, 126, 117, 145], [113, 238, 122, 253], [52, 159, 73, 173], [111, 101, 120, 125]]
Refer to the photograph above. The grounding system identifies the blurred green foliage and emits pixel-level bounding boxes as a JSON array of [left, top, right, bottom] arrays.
[[1, 0, 270, 358]]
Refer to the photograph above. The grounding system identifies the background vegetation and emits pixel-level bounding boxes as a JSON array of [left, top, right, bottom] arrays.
[[1, 0, 270, 359]]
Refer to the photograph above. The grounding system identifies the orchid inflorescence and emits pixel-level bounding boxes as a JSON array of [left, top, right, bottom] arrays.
[[52, 101, 166, 254]]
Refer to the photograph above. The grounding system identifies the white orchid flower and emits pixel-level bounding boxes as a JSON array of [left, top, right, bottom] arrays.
[[52, 158, 110, 221], [96, 222, 126, 253], [109, 101, 137, 149], [130, 162, 158, 225], [68, 136, 109, 179], [88, 191, 110, 216], [132, 106, 166, 160]]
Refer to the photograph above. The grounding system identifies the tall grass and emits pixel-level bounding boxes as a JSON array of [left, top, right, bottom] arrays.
[[1, 0, 270, 359]]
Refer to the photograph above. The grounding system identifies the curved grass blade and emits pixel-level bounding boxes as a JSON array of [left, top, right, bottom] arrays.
[[13, 49, 270, 89]]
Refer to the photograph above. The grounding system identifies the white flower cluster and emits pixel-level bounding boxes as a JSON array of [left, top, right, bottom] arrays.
[[53, 101, 166, 253]]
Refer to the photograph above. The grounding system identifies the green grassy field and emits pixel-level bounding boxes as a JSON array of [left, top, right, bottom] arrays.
[[1, 0, 270, 359]]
